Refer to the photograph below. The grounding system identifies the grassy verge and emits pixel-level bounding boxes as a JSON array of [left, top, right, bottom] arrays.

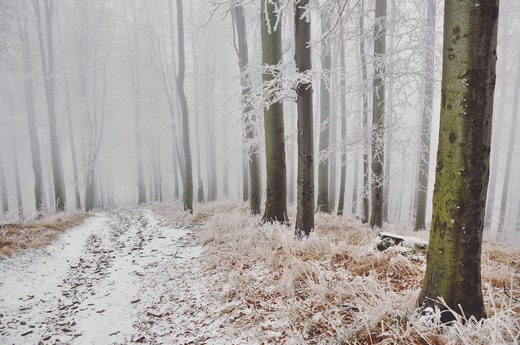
[[0, 212, 90, 256], [156, 200, 520, 344]]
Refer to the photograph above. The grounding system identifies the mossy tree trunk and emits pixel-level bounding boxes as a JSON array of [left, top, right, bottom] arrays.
[[418, 0, 499, 322], [294, 0, 314, 236], [316, 12, 331, 214], [414, 0, 436, 231], [232, 3, 261, 215], [370, 0, 387, 229], [261, 0, 288, 223]]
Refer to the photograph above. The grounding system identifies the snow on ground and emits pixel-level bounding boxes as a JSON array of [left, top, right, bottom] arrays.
[[0, 207, 243, 345], [1, 201, 519, 344]]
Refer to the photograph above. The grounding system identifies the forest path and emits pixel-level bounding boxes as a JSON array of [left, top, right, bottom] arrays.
[[0, 207, 211, 345]]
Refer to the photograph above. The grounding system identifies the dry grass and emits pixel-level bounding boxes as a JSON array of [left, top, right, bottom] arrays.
[[0, 212, 90, 256], [159, 199, 520, 344]]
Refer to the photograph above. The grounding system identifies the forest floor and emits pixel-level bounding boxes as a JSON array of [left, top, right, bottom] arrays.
[[0, 201, 519, 344]]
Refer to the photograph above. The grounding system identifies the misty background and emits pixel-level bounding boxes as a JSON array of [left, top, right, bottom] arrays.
[[0, 0, 518, 242]]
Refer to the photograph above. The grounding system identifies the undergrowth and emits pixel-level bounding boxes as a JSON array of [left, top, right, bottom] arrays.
[[0, 212, 90, 256], [157, 199, 520, 344]]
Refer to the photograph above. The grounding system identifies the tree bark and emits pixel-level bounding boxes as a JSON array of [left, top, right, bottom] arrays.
[[418, 0, 499, 322], [359, 2, 370, 224], [370, 0, 387, 229], [294, 0, 314, 236], [261, 0, 288, 223]]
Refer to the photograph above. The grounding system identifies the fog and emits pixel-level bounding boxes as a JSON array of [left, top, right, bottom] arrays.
[[0, 0, 517, 242]]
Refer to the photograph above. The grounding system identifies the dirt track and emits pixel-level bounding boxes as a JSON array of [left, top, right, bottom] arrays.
[[0, 208, 208, 345]]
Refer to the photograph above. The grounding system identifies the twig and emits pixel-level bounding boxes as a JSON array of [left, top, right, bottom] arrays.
[[502, 281, 520, 302]]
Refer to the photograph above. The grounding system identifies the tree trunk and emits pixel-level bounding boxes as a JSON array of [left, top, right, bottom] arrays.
[[359, 2, 370, 224], [176, 0, 193, 213], [418, 0, 499, 322], [337, 34, 347, 216], [18, 17, 45, 214], [370, 0, 387, 229], [12, 133, 23, 215], [261, 0, 288, 223], [316, 12, 331, 214], [188, 3, 205, 204], [0, 154, 8, 213], [34, 0, 66, 212], [232, 4, 261, 214], [294, 0, 314, 236], [130, 3, 146, 205], [496, 61, 520, 241], [414, 0, 436, 231], [56, 7, 81, 211], [288, 112, 296, 205], [383, 5, 394, 224]]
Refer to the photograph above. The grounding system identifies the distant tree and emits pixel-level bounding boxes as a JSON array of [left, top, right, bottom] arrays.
[[414, 0, 436, 231], [483, 10, 511, 232], [496, 63, 520, 241], [316, 11, 331, 214], [56, 6, 81, 210], [2, 90, 23, 215], [358, 1, 370, 224], [0, 153, 8, 214], [17, 15, 45, 214], [337, 11, 347, 216], [231, 2, 261, 215], [189, 2, 204, 204], [126, 0, 146, 205], [80, 1, 111, 212], [370, 0, 387, 229], [33, 0, 67, 212], [176, 0, 194, 213], [261, 0, 288, 223], [294, 0, 314, 236], [418, 0, 499, 321]]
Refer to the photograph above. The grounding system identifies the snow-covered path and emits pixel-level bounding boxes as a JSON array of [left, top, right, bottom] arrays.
[[0, 208, 206, 345]]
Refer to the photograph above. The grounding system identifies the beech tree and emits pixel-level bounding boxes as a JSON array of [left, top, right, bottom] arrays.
[[496, 63, 520, 241], [33, 0, 67, 212], [231, 3, 261, 215], [418, 0, 499, 321], [337, 35, 347, 216], [176, 0, 194, 213], [414, 0, 436, 231], [0, 153, 8, 213], [261, 0, 288, 223], [18, 14, 45, 214], [316, 12, 331, 214], [358, 1, 370, 224], [370, 0, 387, 229], [294, 0, 314, 236]]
